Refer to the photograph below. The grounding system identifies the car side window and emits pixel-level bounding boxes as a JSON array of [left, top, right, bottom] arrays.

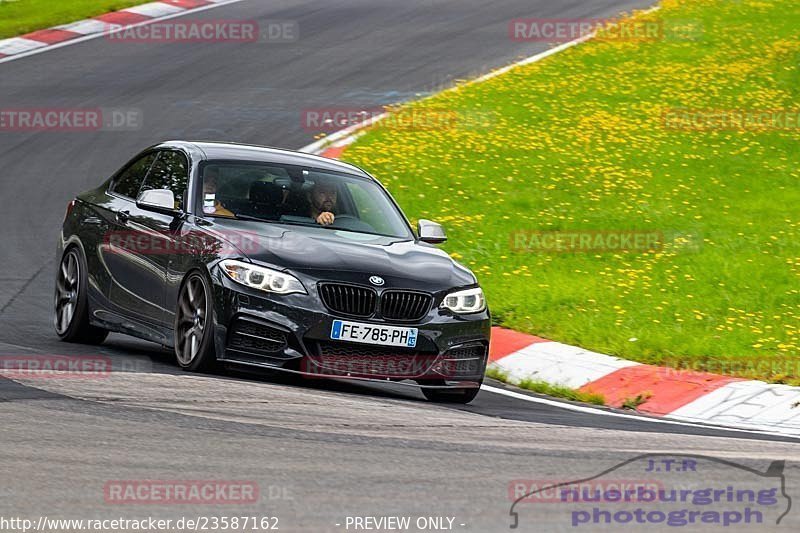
[[110, 153, 156, 199], [139, 151, 190, 210]]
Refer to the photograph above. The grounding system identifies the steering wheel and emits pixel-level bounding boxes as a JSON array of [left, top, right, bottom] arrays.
[[330, 214, 375, 233]]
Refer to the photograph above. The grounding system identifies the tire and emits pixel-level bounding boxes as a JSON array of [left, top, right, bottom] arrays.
[[421, 382, 481, 404], [54, 246, 109, 344], [174, 271, 217, 372]]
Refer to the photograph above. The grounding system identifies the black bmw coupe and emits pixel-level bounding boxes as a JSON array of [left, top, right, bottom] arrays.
[[55, 141, 490, 402]]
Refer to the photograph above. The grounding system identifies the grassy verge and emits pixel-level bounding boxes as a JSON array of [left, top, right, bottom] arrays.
[[341, 0, 800, 384], [486, 366, 606, 405], [0, 0, 152, 39]]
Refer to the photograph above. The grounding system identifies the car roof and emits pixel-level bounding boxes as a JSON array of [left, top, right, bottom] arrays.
[[156, 140, 372, 178]]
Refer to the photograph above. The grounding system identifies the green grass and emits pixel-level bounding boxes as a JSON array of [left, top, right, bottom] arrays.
[[0, 0, 151, 39], [517, 378, 607, 406], [486, 366, 606, 405], [341, 0, 800, 384], [485, 365, 511, 383], [621, 392, 653, 410]]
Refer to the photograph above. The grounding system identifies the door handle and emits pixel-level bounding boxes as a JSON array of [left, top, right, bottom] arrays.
[[117, 210, 130, 223]]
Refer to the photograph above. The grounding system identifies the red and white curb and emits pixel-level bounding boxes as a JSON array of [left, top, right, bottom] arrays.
[[297, 9, 800, 437], [488, 328, 800, 436], [0, 0, 245, 64]]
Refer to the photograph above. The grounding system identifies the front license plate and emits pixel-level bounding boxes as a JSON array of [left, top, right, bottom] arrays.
[[330, 320, 418, 348]]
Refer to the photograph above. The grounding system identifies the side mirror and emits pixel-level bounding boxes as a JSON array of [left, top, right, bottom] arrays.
[[418, 219, 447, 244], [136, 189, 179, 215]]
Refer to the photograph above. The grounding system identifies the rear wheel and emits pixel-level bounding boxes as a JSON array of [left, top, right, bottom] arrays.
[[420, 381, 481, 404], [54, 247, 108, 344], [174, 271, 217, 372]]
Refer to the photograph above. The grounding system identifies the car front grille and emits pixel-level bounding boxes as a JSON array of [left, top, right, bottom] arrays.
[[305, 341, 437, 378], [318, 283, 377, 318], [227, 318, 288, 355], [317, 341, 421, 357], [380, 290, 432, 321], [318, 283, 432, 321]]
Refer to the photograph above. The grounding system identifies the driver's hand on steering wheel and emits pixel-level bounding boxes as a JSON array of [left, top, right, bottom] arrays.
[[316, 212, 335, 225]]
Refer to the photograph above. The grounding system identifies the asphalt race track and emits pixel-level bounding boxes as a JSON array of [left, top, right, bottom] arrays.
[[1, 1, 799, 531]]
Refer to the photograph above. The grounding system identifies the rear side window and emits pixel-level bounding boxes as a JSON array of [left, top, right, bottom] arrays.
[[140, 151, 190, 210], [110, 153, 156, 199]]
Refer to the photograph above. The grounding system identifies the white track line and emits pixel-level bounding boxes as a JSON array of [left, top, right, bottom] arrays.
[[481, 384, 800, 440], [0, 0, 252, 65]]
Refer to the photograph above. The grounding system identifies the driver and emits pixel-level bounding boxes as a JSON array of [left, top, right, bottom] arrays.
[[309, 179, 337, 226], [203, 167, 235, 218]]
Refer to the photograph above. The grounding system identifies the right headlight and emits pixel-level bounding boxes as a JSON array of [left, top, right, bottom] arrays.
[[440, 287, 486, 314], [220, 259, 306, 295]]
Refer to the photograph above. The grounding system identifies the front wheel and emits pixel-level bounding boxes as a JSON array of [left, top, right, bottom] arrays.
[[54, 247, 108, 344], [421, 382, 481, 404], [174, 271, 217, 372]]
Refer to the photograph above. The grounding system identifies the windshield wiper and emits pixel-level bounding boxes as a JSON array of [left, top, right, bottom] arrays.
[[230, 213, 277, 223]]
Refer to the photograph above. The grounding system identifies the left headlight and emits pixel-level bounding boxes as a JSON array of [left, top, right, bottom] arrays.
[[440, 287, 486, 314], [220, 259, 307, 295]]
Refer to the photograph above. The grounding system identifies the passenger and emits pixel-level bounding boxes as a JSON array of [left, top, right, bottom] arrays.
[[202, 167, 235, 218]]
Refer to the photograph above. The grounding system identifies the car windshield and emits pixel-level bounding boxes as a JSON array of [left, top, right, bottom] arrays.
[[200, 161, 413, 239]]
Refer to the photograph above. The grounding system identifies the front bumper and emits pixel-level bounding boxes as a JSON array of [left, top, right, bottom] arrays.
[[211, 272, 491, 387]]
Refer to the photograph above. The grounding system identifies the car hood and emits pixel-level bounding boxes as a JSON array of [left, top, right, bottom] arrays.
[[207, 219, 476, 290]]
